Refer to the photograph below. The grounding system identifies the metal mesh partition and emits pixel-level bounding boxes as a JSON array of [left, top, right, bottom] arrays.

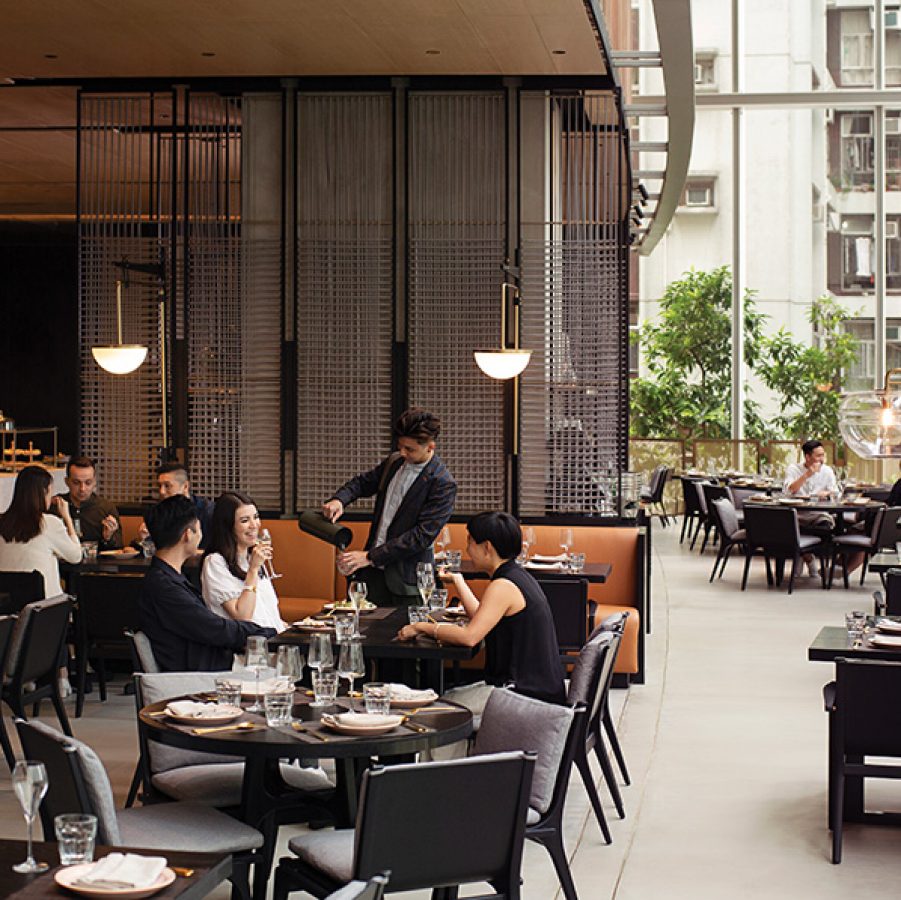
[[518, 92, 628, 516], [79, 94, 170, 503], [407, 92, 507, 515], [295, 94, 394, 510]]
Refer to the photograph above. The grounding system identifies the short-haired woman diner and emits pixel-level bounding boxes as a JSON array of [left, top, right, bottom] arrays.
[[201, 491, 287, 632], [397, 510, 565, 705]]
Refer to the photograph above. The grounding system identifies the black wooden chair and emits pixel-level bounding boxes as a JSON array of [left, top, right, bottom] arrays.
[[272, 752, 536, 899], [679, 476, 704, 544], [74, 572, 143, 717], [536, 578, 589, 664], [2, 595, 73, 739], [697, 482, 731, 553], [0, 614, 18, 768], [741, 506, 826, 594], [593, 612, 632, 794], [324, 874, 390, 900], [831, 506, 901, 589], [0, 570, 44, 615], [15, 718, 265, 900], [825, 657, 901, 863], [473, 690, 586, 900], [708, 497, 747, 582], [640, 465, 670, 526]]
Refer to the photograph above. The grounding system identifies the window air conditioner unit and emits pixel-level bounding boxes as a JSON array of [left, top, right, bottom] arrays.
[[887, 117, 901, 135], [888, 325, 901, 341], [886, 9, 901, 28], [887, 220, 899, 239]]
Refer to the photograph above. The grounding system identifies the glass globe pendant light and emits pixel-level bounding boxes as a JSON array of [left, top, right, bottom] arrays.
[[838, 368, 901, 458]]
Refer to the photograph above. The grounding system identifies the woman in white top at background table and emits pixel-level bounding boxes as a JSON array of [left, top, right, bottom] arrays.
[[0, 464, 81, 597], [201, 491, 287, 632]]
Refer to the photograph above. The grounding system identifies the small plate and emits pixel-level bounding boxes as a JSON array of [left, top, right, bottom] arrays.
[[165, 704, 242, 726], [877, 618, 901, 634], [99, 548, 141, 559], [777, 498, 806, 506], [291, 618, 335, 631], [869, 633, 901, 649], [320, 712, 404, 736], [54, 863, 176, 898], [389, 688, 438, 709], [324, 600, 377, 612]]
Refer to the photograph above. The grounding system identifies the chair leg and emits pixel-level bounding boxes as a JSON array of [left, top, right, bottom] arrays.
[[699, 525, 712, 555], [271, 864, 290, 900], [690, 518, 704, 550], [718, 543, 735, 579], [530, 830, 579, 900], [593, 736, 626, 819], [709, 545, 725, 582], [575, 754, 612, 844], [831, 769, 844, 864], [603, 711, 631, 786], [788, 556, 798, 595], [50, 685, 73, 737], [859, 557, 869, 587], [124, 762, 142, 808], [0, 713, 15, 769], [842, 551, 850, 591], [659, 499, 668, 526], [230, 858, 254, 900], [741, 551, 752, 591], [680, 513, 690, 544], [96, 657, 107, 703]]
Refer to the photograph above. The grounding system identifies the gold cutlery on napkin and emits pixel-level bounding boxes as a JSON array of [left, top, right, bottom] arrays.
[[192, 721, 262, 735]]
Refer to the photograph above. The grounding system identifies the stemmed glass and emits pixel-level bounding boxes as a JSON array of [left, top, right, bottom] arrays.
[[337, 641, 365, 712], [435, 526, 451, 556], [258, 528, 282, 579], [559, 528, 573, 558], [521, 526, 536, 563], [416, 563, 435, 606], [308, 633, 334, 674], [276, 644, 305, 686], [12, 761, 49, 873], [244, 636, 272, 714], [348, 579, 367, 640]]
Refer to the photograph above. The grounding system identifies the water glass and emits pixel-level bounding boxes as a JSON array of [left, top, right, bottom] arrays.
[[81, 541, 98, 562], [140, 538, 155, 559], [568, 552, 586, 573], [55, 814, 97, 866], [308, 633, 334, 672], [446, 550, 462, 572], [215, 677, 243, 708], [845, 610, 867, 640], [430, 588, 448, 613], [408, 605, 429, 624], [264, 689, 293, 727], [311, 667, 338, 707], [363, 682, 391, 716], [276, 644, 304, 683], [334, 615, 355, 643]]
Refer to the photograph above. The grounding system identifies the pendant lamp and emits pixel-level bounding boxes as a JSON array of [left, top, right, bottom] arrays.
[[91, 279, 148, 374], [474, 282, 532, 380]]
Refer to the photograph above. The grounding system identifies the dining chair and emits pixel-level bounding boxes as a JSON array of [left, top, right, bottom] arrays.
[[535, 578, 589, 664], [324, 873, 390, 900], [698, 483, 731, 554], [473, 689, 585, 900], [0, 569, 44, 615], [15, 718, 264, 900], [124, 628, 161, 674], [2, 595, 73, 738], [592, 612, 632, 792], [824, 657, 901, 863], [679, 476, 704, 544], [740, 506, 826, 594], [271, 751, 536, 899], [0, 614, 18, 768], [830, 505, 901, 589], [640, 465, 670, 526], [708, 497, 747, 582], [74, 572, 143, 717]]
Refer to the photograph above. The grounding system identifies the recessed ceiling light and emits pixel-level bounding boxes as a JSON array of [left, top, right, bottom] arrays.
[[552, 49, 567, 55], [425, 49, 440, 55], [44, 53, 58, 60], [201, 51, 216, 58]]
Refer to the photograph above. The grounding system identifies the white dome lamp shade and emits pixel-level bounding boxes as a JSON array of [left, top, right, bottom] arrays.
[[91, 280, 148, 375], [839, 368, 901, 458], [474, 283, 532, 380]]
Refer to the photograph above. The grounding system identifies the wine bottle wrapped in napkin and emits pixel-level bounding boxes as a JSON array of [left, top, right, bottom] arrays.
[[75, 853, 168, 890]]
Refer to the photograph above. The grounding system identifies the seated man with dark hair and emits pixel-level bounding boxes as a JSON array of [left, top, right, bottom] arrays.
[[139, 495, 275, 671], [136, 461, 215, 551]]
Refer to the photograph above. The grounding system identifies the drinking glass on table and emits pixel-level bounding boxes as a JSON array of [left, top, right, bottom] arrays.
[[275, 645, 304, 685], [363, 682, 391, 716], [430, 587, 448, 613], [348, 579, 368, 639], [522, 526, 536, 560], [417, 564, 435, 605], [215, 677, 243, 708], [435, 526, 451, 557], [12, 760, 49, 873], [311, 667, 338, 707], [334, 615, 355, 643], [55, 814, 97, 866], [846, 610, 867, 642], [258, 528, 282, 579], [308, 632, 334, 674], [243, 635, 272, 714], [337, 640, 365, 712], [263, 678, 294, 727], [559, 528, 574, 558]]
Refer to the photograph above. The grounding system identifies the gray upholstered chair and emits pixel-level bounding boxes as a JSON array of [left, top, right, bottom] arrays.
[[709, 497, 747, 582], [593, 613, 632, 790], [135, 671, 333, 807], [472, 689, 583, 900], [272, 752, 534, 899], [324, 874, 390, 900], [128, 629, 160, 673], [15, 718, 264, 900]]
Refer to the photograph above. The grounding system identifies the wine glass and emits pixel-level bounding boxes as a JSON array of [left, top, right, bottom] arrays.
[[435, 526, 451, 556], [417, 568, 435, 606], [560, 528, 573, 558], [258, 528, 283, 579], [348, 579, 367, 639], [308, 633, 334, 674], [244, 635, 271, 714], [337, 641, 365, 712], [12, 760, 49, 873], [521, 526, 536, 562], [276, 644, 304, 685]]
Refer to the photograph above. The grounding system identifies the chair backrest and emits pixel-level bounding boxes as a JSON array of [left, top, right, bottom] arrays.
[[535, 578, 588, 656], [701, 483, 731, 519], [15, 718, 121, 845], [0, 614, 17, 680], [6, 595, 72, 684], [125, 629, 160, 674], [325, 874, 391, 900], [77, 573, 142, 643], [886, 569, 901, 616], [650, 465, 669, 502], [352, 752, 534, 893], [680, 477, 703, 514], [473, 688, 580, 818], [873, 506, 901, 551], [833, 658, 901, 758], [712, 497, 741, 539], [567, 632, 615, 726], [742, 505, 801, 554], [0, 570, 45, 615]]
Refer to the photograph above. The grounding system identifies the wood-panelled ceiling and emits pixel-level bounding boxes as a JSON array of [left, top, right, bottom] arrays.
[[0, 0, 608, 217]]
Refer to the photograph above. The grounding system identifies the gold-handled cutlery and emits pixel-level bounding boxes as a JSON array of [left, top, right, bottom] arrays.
[[192, 721, 262, 735], [171, 867, 194, 877], [291, 722, 329, 742]]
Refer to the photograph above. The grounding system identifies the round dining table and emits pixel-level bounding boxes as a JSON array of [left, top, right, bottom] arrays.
[[139, 692, 473, 899]]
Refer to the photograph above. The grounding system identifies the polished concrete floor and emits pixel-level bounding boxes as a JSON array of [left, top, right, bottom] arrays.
[[2, 522, 900, 898]]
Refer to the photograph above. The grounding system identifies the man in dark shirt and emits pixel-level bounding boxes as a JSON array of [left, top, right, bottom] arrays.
[[139, 495, 275, 672], [55, 455, 123, 550], [135, 462, 215, 551]]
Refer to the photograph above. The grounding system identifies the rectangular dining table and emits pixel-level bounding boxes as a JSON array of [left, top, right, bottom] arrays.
[[808, 623, 901, 663], [0, 839, 231, 899], [457, 559, 612, 583]]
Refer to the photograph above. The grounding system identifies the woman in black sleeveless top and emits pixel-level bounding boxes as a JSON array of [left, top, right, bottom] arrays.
[[397, 511, 565, 704]]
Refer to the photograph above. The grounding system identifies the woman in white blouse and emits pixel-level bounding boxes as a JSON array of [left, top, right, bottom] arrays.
[[0, 464, 81, 597], [201, 491, 287, 632]]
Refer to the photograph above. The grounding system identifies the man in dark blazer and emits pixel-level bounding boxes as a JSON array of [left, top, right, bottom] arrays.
[[322, 408, 457, 605]]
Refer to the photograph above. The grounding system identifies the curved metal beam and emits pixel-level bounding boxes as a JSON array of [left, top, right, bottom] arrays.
[[637, 0, 695, 255]]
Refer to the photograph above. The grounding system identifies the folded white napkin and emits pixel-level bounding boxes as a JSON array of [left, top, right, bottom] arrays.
[[877, 618, 901, 633], [525, 561, 565, 571], [75, 853, 168, 889], [386, 683, 438, 702], [165, 700, 223, 719], [530, 553, 567, 562], [334, 712, 402, 726], [242, 677, 291, 695]]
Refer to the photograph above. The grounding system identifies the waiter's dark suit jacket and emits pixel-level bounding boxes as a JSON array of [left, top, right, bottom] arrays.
[[331, 454, 457, 592]]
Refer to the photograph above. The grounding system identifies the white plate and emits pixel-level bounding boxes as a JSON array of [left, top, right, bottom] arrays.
[[291, 618, 334, 631], [320, 712, 404, 736], [868, 633, 901, 649], [99, 549, 140, 559], [777, 498, 806, 506], [388, 686, 438, 708], [324, 600, 377, 612], [54, 863, 176, 898], [530, 553, 567, 563], [165, 704, 243, 726], [525, 561, 564, 570], [876, 619, 901, 634]]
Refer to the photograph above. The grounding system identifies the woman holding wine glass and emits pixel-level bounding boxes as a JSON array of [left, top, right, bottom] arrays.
[[202, 492, 287, 632]]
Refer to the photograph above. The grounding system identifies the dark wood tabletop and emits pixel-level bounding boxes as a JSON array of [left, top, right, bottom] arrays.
[[0, 839, 230, 899], [457, 559, 612, 583], [745, 498, 882, 514], [808, 624, 901, 663], [866, 551, 901, 573]]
